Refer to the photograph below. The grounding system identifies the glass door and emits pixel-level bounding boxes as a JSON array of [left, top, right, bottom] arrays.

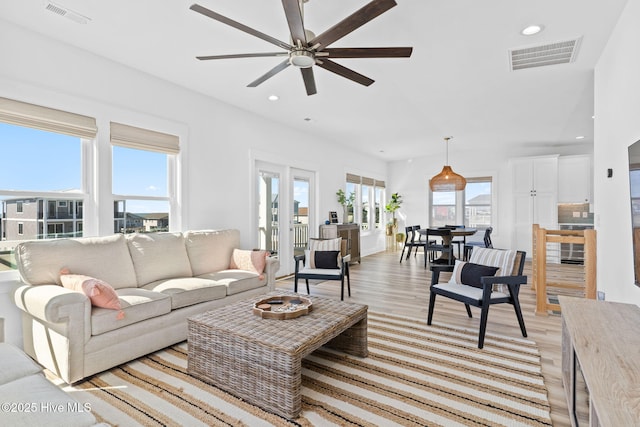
[[255, 162, 315, 277], [291, 169, 315, 261]]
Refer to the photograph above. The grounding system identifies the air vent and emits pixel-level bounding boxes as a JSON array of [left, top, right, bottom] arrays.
[[44, 2, 91, 24], [509, 38, 582, 71]]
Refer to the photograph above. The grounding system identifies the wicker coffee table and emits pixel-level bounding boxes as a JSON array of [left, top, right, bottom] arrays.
[[187, 292, 368, 419]]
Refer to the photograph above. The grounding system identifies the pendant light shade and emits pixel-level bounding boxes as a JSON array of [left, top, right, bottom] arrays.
[[429, 137, 466, 192]]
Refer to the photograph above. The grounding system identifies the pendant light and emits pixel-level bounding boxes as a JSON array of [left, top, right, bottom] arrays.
[[429, 136, 466, 191]]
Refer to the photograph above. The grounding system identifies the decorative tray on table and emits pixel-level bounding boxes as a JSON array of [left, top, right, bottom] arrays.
[[253, 295, 313, 320]]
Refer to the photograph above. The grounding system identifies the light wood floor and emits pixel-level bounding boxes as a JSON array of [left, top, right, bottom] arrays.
[[275, 249, 571, 427]]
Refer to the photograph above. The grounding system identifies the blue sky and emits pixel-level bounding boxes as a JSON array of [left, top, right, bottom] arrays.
[[0, 122, 168, 212]]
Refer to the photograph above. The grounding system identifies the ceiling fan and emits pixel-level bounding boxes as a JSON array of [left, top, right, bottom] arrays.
[[189, 0, 413, 95]]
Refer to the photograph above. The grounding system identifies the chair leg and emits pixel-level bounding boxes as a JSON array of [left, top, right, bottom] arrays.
[[478, 300, 491, 349], [294, 276, 299, 293], [510, 286, 528, 337], [340, 275, 344, 300], [465, 304, 472, 318], [427, 292, 436, 325], [346, 265, 351, 297], [399, 245, 406, 263], [305, 279, 310, 295]]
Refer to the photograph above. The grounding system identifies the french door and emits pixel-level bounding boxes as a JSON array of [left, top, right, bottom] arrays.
[[255, 161, 315, 277]]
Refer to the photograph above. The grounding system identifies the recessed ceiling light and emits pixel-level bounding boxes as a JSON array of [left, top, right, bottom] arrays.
[[268, 95, 279, 101], [576, 136, 585, 140], [304, 117, 312, 122], [521, 25, 544, 36]]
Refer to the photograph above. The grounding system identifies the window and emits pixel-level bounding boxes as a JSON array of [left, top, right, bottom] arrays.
[[0, 97, 94, 271], [111, 122, 178, 234], [429, 177, 493, 243], [344, 174, 385, 231], [464, 178, 492, 243], [430, 191, 456, 227]]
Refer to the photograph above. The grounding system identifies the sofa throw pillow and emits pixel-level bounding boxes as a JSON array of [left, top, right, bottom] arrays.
[[449, 260, 499, 288], [308, 250, 341, 269], [60, 268, 124, 319], [229, 249, 268, 280]]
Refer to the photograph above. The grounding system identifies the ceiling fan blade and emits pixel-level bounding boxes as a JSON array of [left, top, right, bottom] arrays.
[[316, 59, 374, 86], [324, 47, 413, 58], [301, 68, 317, 96], [309, 0, 397, 50], [281, 0, 307, 46], [197, 52, 288, 60], [247, 59, 291, 87], [190, 3, 292, 51]]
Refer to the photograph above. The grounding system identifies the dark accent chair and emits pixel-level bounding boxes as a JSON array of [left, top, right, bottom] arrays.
[[294, 238, 351, 300], [464, 226, 493, 260], [423, 228, 454, 268], [427, 249, 527, 348]]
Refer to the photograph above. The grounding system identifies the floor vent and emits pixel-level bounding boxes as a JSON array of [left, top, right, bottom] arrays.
[[44, 2, 91, 24], [509, 38, 581, 71]]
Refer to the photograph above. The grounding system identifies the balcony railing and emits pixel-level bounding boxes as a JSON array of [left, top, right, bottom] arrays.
[[259, 223, 309, 255]]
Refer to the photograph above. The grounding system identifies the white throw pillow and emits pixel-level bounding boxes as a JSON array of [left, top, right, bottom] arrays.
[[468, 247, 516, 276]]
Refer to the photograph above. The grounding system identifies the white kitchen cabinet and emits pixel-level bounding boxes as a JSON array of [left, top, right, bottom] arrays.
[[512, 156, 559, 255], [558, 154, 593, 204]]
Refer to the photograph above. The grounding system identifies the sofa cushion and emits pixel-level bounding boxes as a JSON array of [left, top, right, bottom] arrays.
[[468, 247, 517, 276], [198, 270, 266, 296], [0, 373, 97, 427], [126, 232, 193, 286], [0, 343, 42, 386], [184, 229, 240, 275], [91, 288, 171, 336], [141, 277, 227, 309], [15, 234, 137, 289]]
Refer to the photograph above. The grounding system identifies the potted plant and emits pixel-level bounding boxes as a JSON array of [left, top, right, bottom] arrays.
[[336, 189, 355, 223], [385, 192, 403, 223]]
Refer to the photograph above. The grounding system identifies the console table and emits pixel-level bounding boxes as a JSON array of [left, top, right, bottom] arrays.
[[559, 296, 640, 426]]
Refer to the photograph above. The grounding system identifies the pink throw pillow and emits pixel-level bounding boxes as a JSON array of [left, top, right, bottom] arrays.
[[60, 268, 124, 319], [229, 249, 268, 280]]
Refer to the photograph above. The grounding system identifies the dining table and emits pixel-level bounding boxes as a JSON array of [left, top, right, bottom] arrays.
[[418, 227, 477, 264]]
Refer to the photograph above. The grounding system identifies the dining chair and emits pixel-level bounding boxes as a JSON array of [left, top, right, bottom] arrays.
[[399, 225, 417, 263], [463, 226, 493, 260], [445, 224, 466, 258], [423, 228, 454, 268]]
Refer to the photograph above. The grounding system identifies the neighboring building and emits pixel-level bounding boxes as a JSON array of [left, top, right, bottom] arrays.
[[1, 198, 83, 241], [1, 197, 168, 240]]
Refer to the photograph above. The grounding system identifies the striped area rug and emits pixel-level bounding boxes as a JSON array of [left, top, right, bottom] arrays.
[[53, 312, 552, 426]]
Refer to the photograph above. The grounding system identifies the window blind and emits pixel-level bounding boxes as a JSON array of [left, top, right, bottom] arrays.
[[346, 173, 361, 184], [375, 180, 386, 188], [362, 177, 375, 186], [110, 122, 179, 154], [0, 97, 97, 139]]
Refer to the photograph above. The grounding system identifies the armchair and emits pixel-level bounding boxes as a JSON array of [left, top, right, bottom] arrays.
[[294, 238, 351, 300], [427, 247, 527, 348]]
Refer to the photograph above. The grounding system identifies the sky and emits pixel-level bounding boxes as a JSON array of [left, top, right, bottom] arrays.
[[0, 122, 168, 213]]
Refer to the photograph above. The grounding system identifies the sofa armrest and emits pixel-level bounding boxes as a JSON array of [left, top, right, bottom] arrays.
[[14, 285, 89, 324], [264, 256, 280, 290]]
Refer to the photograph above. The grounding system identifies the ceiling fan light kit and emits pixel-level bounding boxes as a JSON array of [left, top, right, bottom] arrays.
[[189, 0, 413, 95], [430, 137, 467, 192]]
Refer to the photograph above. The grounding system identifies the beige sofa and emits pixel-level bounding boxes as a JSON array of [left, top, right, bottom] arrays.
[[0, 342, 106, 426], [12, 229, 279, 384]]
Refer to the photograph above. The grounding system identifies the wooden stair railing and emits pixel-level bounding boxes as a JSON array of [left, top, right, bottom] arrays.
[[532, 224, 597, 315]]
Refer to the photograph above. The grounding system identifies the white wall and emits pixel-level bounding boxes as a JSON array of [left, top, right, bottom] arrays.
[[594, 0, 640, 305]]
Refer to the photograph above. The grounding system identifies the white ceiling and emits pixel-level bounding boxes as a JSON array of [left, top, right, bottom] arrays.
[[0, 0, 630, 160]]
